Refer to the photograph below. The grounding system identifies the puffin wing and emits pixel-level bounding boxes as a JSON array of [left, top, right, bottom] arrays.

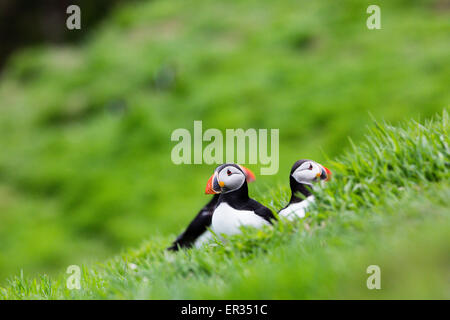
[[243, 199, 275, 224], [167, 196, 218, 251]]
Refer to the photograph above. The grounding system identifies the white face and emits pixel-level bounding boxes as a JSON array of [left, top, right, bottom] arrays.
[[292, 160, 324, 185], [216, 165, 246, 193]]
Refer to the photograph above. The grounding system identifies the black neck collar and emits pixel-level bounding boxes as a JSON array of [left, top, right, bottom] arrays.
[[289, 176, 313, 204], [218, 182, 250, 208]]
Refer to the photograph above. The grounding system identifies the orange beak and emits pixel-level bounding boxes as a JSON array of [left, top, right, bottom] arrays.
[[205, 173, 219, 194], [323, 167, 332, 181]]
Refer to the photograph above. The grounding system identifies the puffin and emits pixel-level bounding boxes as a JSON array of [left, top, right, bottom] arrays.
[[278, 159, 331, 220], [167, 165, 256, 251], [206, 163, 275, 237]]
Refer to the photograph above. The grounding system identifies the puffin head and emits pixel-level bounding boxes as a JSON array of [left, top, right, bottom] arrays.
[[290, 159, 331, 186], [205, 163, 256, 194]]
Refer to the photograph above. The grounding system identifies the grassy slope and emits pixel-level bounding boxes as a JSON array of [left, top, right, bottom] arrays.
[[1, 112, 448, 299], [0, 0, 449, 281]]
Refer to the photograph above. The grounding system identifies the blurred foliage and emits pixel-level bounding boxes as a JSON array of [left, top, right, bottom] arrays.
[[0, 0, 448, 281], [0, 0, 132, 68]]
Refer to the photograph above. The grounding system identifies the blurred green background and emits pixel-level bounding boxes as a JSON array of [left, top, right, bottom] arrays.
[[0, 0, 448, 282]]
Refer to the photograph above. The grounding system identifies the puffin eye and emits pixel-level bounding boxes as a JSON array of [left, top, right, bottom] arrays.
[[308, 164, 313, 170], [227, 170, 232, 176]]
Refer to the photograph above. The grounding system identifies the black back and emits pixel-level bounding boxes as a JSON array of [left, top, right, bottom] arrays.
[[167, 194, 219, 251]]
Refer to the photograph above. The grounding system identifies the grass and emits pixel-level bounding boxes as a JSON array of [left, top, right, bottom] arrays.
[[0, 0, 449, 282], [1, 111, 448, 299]]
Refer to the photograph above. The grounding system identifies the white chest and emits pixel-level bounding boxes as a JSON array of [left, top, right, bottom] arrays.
[[212, 202, 270, 236], [278, 195, 315, 221], [193, 230, 213, 248]]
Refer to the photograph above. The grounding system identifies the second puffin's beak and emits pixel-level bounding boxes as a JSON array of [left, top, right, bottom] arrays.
[[205, 172, 221, 194], [320, 165, 332, 181]]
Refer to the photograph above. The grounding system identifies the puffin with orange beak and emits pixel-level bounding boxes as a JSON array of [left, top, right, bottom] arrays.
[[278, 159, 331, 220], [206, 163, 275, 237], [167, 164, 257, 251]]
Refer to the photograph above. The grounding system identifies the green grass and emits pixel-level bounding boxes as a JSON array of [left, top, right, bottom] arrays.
[[1, 111, 448, 299], [0, 0, 449, 282]]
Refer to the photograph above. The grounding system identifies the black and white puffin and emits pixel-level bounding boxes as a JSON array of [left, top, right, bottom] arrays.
[[278, 159, 331, 220], [167, 165, 256, 251], [206, 163, 275, 237]]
